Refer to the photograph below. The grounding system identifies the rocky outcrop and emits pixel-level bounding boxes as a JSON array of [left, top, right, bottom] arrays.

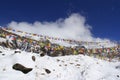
[[12, 63, 32, 74]]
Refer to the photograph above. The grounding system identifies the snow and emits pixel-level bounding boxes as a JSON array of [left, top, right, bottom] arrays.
[[0, 48, 120, 80], [0, 37, 6, 42], [0, 29, 120, 80]]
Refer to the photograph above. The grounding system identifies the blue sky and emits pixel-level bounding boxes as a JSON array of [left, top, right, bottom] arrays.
[[0, 0, 120, 41]]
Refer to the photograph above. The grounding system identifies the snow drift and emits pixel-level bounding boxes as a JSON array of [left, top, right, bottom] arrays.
[[0, 47, 120, 80]]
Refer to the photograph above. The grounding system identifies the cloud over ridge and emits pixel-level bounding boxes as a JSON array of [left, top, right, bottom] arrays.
[[7, 13, 115, 47]]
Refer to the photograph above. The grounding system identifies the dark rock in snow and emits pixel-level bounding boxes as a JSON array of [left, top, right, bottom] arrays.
[[116, 66, 120, 69], [12, 63, 32, 74], [3, 68, 6, 71], [59, 64, 62, 67], [0, 51, 2, 53], [64, 64, 67, 66], [14, 49, 21, 53], [40, 53, 45, 57], [44, 68, 51, 74], [117, 75, 119, 77], [70, 63, 74, 65], [14, 51, 21, 53], [41, 73, 45, 75], [61, 60, 64, 63], [75, 60, 78, 62], [56, 59, 60, 62], [32, 56, 36, 61], [2, 54, 5, 56], [75, 64, 80, 66]]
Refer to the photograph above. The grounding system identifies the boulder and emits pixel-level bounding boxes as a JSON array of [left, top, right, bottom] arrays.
[[116, 65, 120, 69], [12, 63, 32, 74], [2, 54, 5, 56], [40, 53, 45, 57], [44, 68, 51, 74], [117, 75, 119, 78], [0, 51, 2, 53], [32, 56, 36, 61]]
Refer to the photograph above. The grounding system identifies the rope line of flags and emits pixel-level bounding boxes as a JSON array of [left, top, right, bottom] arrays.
[[1, 27, 111, 46]]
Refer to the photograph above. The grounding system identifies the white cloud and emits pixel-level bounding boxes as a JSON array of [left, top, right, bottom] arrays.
[[7, 13, 116, 47]]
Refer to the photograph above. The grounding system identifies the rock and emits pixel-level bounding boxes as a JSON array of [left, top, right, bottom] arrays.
[[64, 64, 67, 66], [96, 62, 99, 64], [40, 53, 45, 57], [44, 68, 51, 74], [41, 73, 45, 75], [14, 51, 21, 53], [59, 64, 62, 67], [3, 68, 6, 71], [61, 60, 64, 63], [117, 75, 119, 77], [70, 63, 74, 65], [32, 56, 36, 61], [0, 51, 2, 53], [75, 64, 80, 66], [14, 49, 21, 53], [12, 63, 32, 74], [75, 60, 78, 62], [56, 59, 60, 62], [116, 66, 120, 69], [2, 54, 5, 56]]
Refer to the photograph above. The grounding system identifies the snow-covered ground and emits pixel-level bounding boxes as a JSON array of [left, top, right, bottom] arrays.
[[0, 37, 6, 43], [0, 47, 120, 80], [0, 29, 120, 80]]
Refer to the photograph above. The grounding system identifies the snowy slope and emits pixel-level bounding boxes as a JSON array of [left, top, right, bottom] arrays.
[[4, 28, 117, 48], [0, 48, 120, 80], [0, 29, 120, 80]]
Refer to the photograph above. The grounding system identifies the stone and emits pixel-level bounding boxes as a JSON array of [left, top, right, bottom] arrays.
[[12, 63, 32, 74], [44, 68, 51, 74], [32, 56, 36, 61]]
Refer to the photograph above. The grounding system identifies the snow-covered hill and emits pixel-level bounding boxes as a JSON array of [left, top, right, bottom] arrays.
[[0, 47, 120, 80], [0, 28, 120, 80]]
